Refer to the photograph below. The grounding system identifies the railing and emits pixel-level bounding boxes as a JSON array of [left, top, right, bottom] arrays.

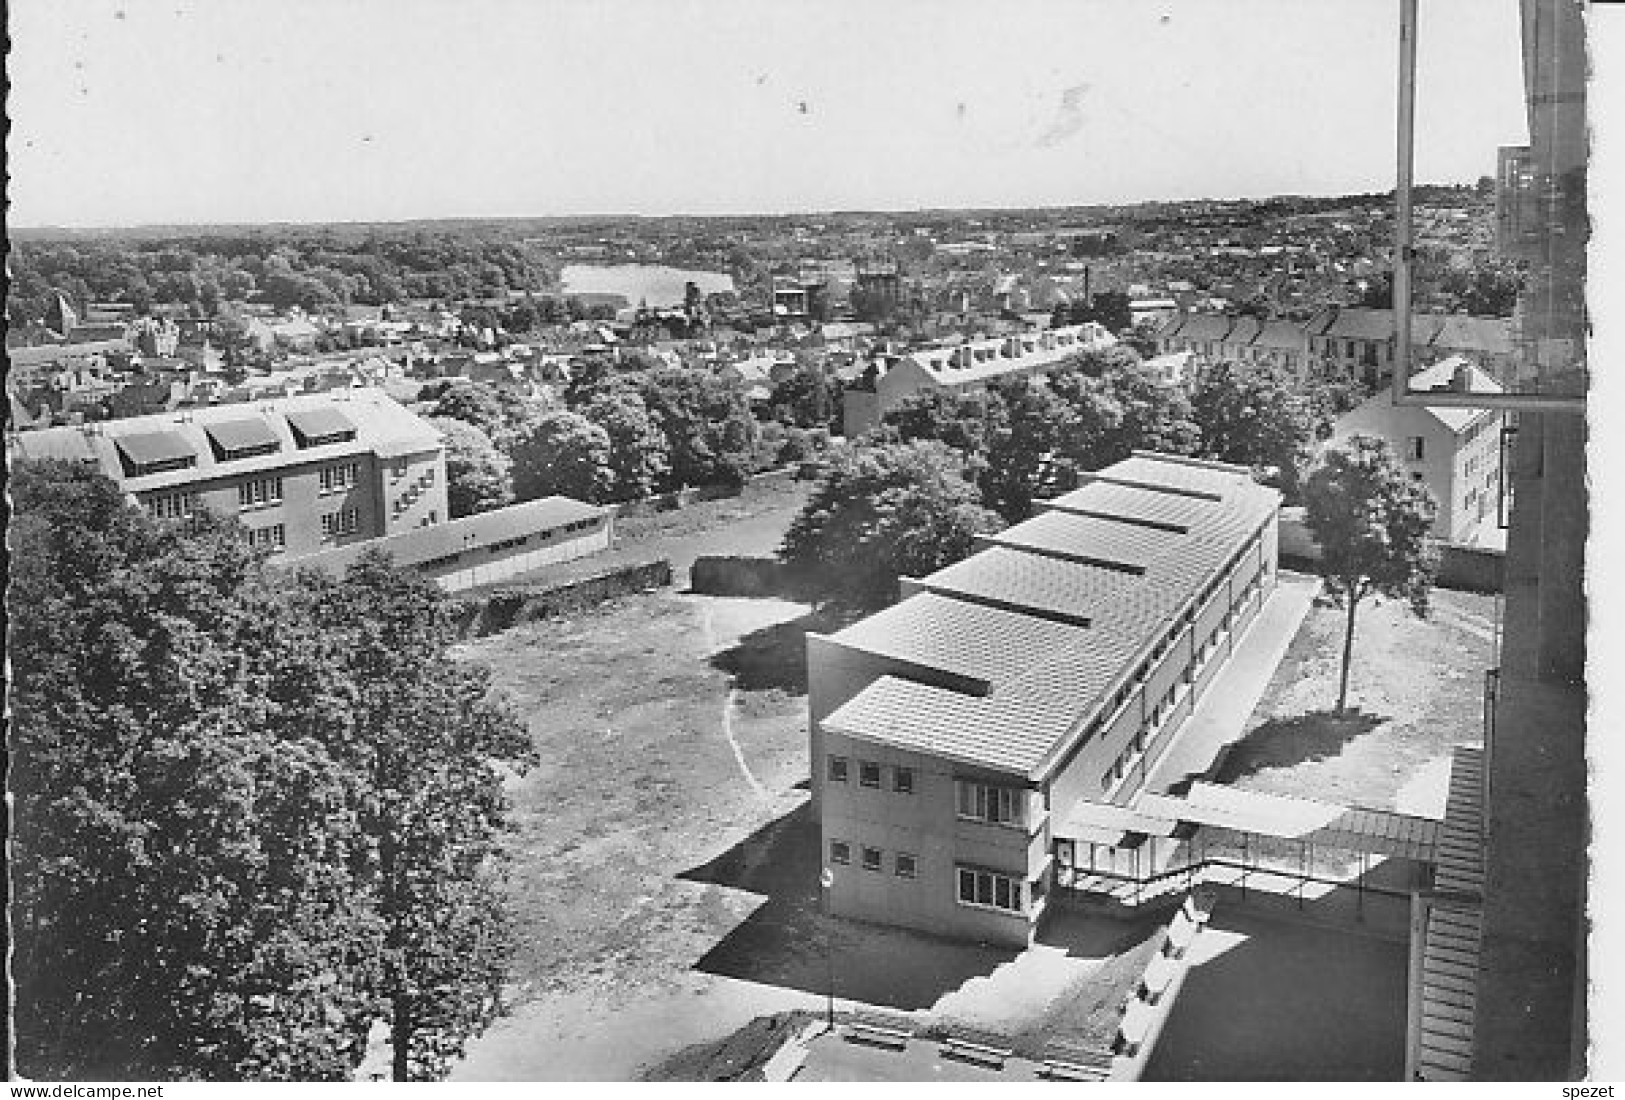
[[1056, 852, 1412, 914]]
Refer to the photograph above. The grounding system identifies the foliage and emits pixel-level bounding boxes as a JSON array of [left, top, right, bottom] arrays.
[[978, 377, 1077, 522], [1302, 435, 1439, 711], [8, 460, 381, 1080], [9, 461, 535, 1081], [427, 379, 548, 451], [510, 410, 615, 503], [878, 389, 1000, 453], [631, 367, 759, 491], [1188, 360, 1319, 500], [429, 417, 514, 518], [779, 441, 1004, 610], [581, 389, 670, 502], [767, 364, 843, 433], [288, 555, 535, 1080]]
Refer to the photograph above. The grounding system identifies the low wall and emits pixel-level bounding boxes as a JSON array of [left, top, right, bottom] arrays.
[[447, 558, 674, 638], [1279, 507, 1503, 593], [690, 554, 809, 598]]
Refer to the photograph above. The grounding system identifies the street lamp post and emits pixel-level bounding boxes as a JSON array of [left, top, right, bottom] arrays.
[[819, 866, 835, 1030]]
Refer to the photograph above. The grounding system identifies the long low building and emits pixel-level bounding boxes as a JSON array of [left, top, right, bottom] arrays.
[[843, 322, 1118, 438], [807, 452, 1281, 946], [286, 495, 614, 591]]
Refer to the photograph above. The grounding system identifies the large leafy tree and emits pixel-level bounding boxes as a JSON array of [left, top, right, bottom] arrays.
[[878, 389, 1001, 453], [430, 416, 514, 518], [767, 361, 843, 433], [1189, 360, 1319, 500], [290, 556, 535, 1081], [632, 367, 759, 490], [1303, 435, 1439, 712], [581, 388, 670, 503], [428, 379, 547, 451], [8, 460, 382, 1080], [779, 441, 1004, 610], [510, 409, 615, 503], [978, 376, 1076, 523]]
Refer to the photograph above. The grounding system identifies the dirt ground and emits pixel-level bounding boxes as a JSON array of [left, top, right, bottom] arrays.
[[448, 588, 827, 1080]]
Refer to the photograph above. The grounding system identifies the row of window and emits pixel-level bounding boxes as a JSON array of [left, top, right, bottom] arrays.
[[321, 508, 361, 539], [245, 524, 287, 553], [957, 867, 1024, 914], [828, 840, 917, 878], [956, 780, 1024, 826], [318, 461, 360, 495], [147, 491, 197, 520], [827, 756, 914, 794], [239, 476, 285, 509]]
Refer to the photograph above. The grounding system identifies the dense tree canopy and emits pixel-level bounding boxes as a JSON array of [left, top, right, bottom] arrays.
[[510, 410, 615, 504], [779, 441, 1004, 610], [430, 417, 514, 518], [1303, 435, 1439, 712], [580, 389, 670, 503], [9, 460, 533, 1081], [1188, 361, 1320, 500], [631, 367, 759, 491]]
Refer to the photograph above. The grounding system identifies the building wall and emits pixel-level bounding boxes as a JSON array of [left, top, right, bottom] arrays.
[[818, 729, 1039, 948], [427, 517, 612, 591], [1332, 398, 1461, 540]]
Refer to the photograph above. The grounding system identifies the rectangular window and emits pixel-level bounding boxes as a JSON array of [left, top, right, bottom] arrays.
[[859, 761, 881, 788], [1408, 436, 1426, 461], [895, 853, 917, 879], [146, 491, 196, 520], [956, 780, 1024, 827], [319, 461, 360, 495], [827, 756, 849, 783], [237, 476, 284, 510], [861, 846, 882, 872], [894, 767, 914, 794], [321, 507, 361, 540], [392, 460, 408, 480], [245, 524, 286, 553], [829, 840, 850, 865], [956, 867, 1022, 913]]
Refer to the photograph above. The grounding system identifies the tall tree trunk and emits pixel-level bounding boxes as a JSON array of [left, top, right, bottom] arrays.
[[1337, 592, 1361, 714], [391, 999, 410, 1082]]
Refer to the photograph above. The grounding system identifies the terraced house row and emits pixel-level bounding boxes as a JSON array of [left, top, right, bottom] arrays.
[[807, 452, 1281, 946]]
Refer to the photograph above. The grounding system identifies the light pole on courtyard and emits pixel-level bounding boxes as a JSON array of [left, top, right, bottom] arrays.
[[819, 866, 835, 1030]]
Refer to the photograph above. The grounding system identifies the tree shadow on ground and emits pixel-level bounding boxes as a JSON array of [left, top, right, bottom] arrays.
[[1209, 709, 1388, 786], [680, 802, 1017, 1011], [708, 609, 848, 695]]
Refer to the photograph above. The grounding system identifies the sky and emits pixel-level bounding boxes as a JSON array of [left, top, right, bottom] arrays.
[[6, 0, 1530, 228]]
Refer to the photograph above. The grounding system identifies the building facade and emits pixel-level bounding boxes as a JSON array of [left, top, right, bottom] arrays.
[[1330, 358, 1505, 545], [807, 453, 1280, 946], [7, 388, 448, 560]]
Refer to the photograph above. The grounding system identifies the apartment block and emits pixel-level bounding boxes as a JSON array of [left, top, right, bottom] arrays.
[[7, 388, 448, 559]]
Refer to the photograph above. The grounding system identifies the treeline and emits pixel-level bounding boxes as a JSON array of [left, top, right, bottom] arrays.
[[7, 231, 556, 325], [780, 350, 1365, 610], [422, 361, 842, 519], [9, 460, 535, 1080]]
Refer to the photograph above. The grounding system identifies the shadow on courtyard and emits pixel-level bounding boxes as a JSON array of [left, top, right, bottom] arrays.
[[681, 802, 1018, 1011], [1142, 886, 1410, 1081], [1208, 708, 1388, 785], [707, 612, 824, 694]]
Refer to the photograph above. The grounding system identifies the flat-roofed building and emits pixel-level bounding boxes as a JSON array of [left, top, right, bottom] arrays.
[[806, 452, 1281, 946], [288, 495, 614, 591], [7, 388, 447, 559]]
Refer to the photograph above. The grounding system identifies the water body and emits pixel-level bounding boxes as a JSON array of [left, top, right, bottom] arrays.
[[559, 264, 735, 309]]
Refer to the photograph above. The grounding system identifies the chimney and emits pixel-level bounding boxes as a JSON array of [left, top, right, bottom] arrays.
[[1452, 359, 1474, 393]]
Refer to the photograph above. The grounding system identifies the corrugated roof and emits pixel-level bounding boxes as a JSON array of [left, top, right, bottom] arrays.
[[820, 453, 1280, 777], [1047, 479, 1224, 531], [918, 547, 1132, 625], [987, 510, 1168, 572]]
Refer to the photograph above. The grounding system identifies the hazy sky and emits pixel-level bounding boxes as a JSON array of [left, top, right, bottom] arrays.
[[8, 0, 1528, 227]]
